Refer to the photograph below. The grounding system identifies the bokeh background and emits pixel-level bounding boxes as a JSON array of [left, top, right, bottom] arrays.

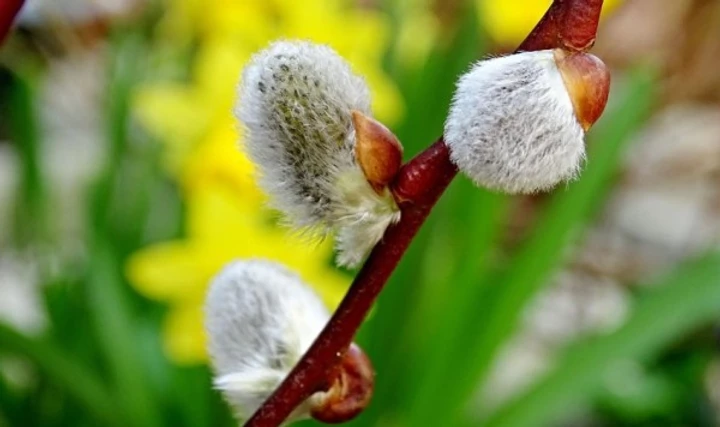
[[1, 0, 720, 426]]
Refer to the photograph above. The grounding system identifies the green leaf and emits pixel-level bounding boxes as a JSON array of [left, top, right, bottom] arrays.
[[484, 252, 720, 427]]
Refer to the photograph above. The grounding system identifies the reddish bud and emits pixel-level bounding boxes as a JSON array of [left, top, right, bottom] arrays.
[[352, 110, 403, 193], [553, 49, 611, 131], [310, 343, 375, 423]]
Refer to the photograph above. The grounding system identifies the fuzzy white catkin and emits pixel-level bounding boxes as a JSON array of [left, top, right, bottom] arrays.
[[444, 50, 586, 194], [237, 40, 399, 267], [204, 260, 330, 422]]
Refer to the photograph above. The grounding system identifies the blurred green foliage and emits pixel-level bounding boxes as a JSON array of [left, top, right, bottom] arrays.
[[1, 1, 719, 427]]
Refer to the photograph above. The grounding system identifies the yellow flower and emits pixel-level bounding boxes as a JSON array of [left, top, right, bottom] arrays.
[[478, 0, 623, 47], [133, 40, 252, 174], [127, 185, 349, 365], [181, 116, 259, 200]]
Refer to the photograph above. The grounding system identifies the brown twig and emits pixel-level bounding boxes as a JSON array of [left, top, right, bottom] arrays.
[[519, 0, 603, 52], [0, 0, 23, 45], [245, 1, 605, 425]]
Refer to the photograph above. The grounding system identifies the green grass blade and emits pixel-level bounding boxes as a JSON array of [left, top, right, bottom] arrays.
[[402, 184, 508, 426], [484, 251, 720, 427], [85, 241, 163, 427], [394, 1, 484, 153], [82, 31, 163, 427], [2, 72, 48, 244], [0, 322, 123, 427]]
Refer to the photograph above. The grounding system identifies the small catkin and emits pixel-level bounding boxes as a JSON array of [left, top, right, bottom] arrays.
[[444, 50, 586, 194], [237, 40, 399, 267], [205, 260, 330, 421]]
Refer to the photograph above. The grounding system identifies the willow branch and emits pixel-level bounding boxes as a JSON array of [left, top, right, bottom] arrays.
[[519, 0, 603, 52], [245, 1, 605, 425]]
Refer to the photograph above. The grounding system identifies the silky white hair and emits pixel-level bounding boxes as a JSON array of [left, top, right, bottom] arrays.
[[204, 260, 330, 422], [444, 50, 586, 194], [237, 40, 399, 268]]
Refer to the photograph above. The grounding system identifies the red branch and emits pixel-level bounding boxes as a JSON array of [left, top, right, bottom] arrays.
[[0, 0, 23, 45], [519, 0, 603, 52], [245, 1, 605, 425]]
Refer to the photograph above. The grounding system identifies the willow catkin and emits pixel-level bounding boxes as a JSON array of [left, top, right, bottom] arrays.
[[444, 50, 586, 194], [237, 41, 400, 267]]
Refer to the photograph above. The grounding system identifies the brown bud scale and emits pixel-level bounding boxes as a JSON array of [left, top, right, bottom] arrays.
[[352, 110, 403, 193], [554, 49, 611, 131]]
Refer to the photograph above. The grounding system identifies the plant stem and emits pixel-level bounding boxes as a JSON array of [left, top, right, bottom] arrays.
[[246, 140, 457, 426], [519, 0, 604, 52], [245, 1, 605, 425], [0, 0, 23, 44]]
